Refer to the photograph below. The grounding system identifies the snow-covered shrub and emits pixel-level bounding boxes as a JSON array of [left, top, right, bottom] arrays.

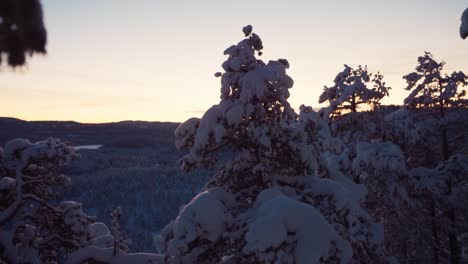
[[0, 138, 90, 263], [319, 65, 390, 117], [243, 188, 352, 264], [162, 26, 385, 263]]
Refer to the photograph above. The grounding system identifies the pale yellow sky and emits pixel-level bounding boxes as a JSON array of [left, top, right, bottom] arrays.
[[1, 0, 467, 123]]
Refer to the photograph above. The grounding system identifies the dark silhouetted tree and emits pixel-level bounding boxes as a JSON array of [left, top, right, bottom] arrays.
[[319, 65, 390, 117], [403, 52, 467, 264], [403, 52, 467, 159], [461, 8, 468, 39], [0, 0, 47, 67]]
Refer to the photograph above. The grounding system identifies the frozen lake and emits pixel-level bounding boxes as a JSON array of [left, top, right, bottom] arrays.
[[73, 144, 103, 150]]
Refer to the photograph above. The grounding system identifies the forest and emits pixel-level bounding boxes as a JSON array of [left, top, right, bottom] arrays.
[[1, 2, 467, 264]]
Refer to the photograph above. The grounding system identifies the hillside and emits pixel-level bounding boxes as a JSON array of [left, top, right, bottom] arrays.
[[0, 117, 210, 252]]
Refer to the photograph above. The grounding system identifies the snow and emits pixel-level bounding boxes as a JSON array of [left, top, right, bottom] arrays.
[[166, 30, 390, 260], [174, 117, 199, 150], [65, 246, 164, 264], [384, 108, 427, 145], [3, 138, 32, 157], [244, 189, 352, 264], [60, 201, 91, 234], [461, 8, 468, 39], [353, 141, 407, 175], [173, 187, 233, 243], [3, 138, 77, 165], [87, 222, 110, 239], [175, 25, 299, 174], [87, 235, 114, 248], [225, 103, 244, 126], [0, 177, 15, 192], [159, 187, 234, 260], [87, 222, 114, 248], [410, 154, 468, 200], [154, 188, 235, 263]]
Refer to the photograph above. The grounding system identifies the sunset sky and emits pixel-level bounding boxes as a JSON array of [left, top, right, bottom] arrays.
[[1, 0, 467, 123]]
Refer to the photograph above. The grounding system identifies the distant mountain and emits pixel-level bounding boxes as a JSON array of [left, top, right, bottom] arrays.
[[0, 117, 180, 147], [0, 117, 28, 125]]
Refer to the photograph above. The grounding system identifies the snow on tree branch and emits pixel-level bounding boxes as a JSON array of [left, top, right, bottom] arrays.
[[175, 25, 307, 177]]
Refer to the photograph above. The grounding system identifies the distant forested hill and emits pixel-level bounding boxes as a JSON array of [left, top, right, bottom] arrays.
[[0, 117, 179, 147]]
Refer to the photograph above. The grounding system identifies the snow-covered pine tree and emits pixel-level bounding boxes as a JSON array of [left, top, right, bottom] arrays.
[[319, 65, 390, 117], [158, 26, 385, 264], [0, 138, 91, 263], [110, 207, 130, 255]]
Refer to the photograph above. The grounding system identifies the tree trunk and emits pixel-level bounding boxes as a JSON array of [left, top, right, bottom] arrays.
[[441, 127, 449, 161], [447, 177, 460, 264], [439, 101, 448, 160], [439, 104, 459, 264], [430, 197, 439, 264], [351, 94, 357, 113]]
